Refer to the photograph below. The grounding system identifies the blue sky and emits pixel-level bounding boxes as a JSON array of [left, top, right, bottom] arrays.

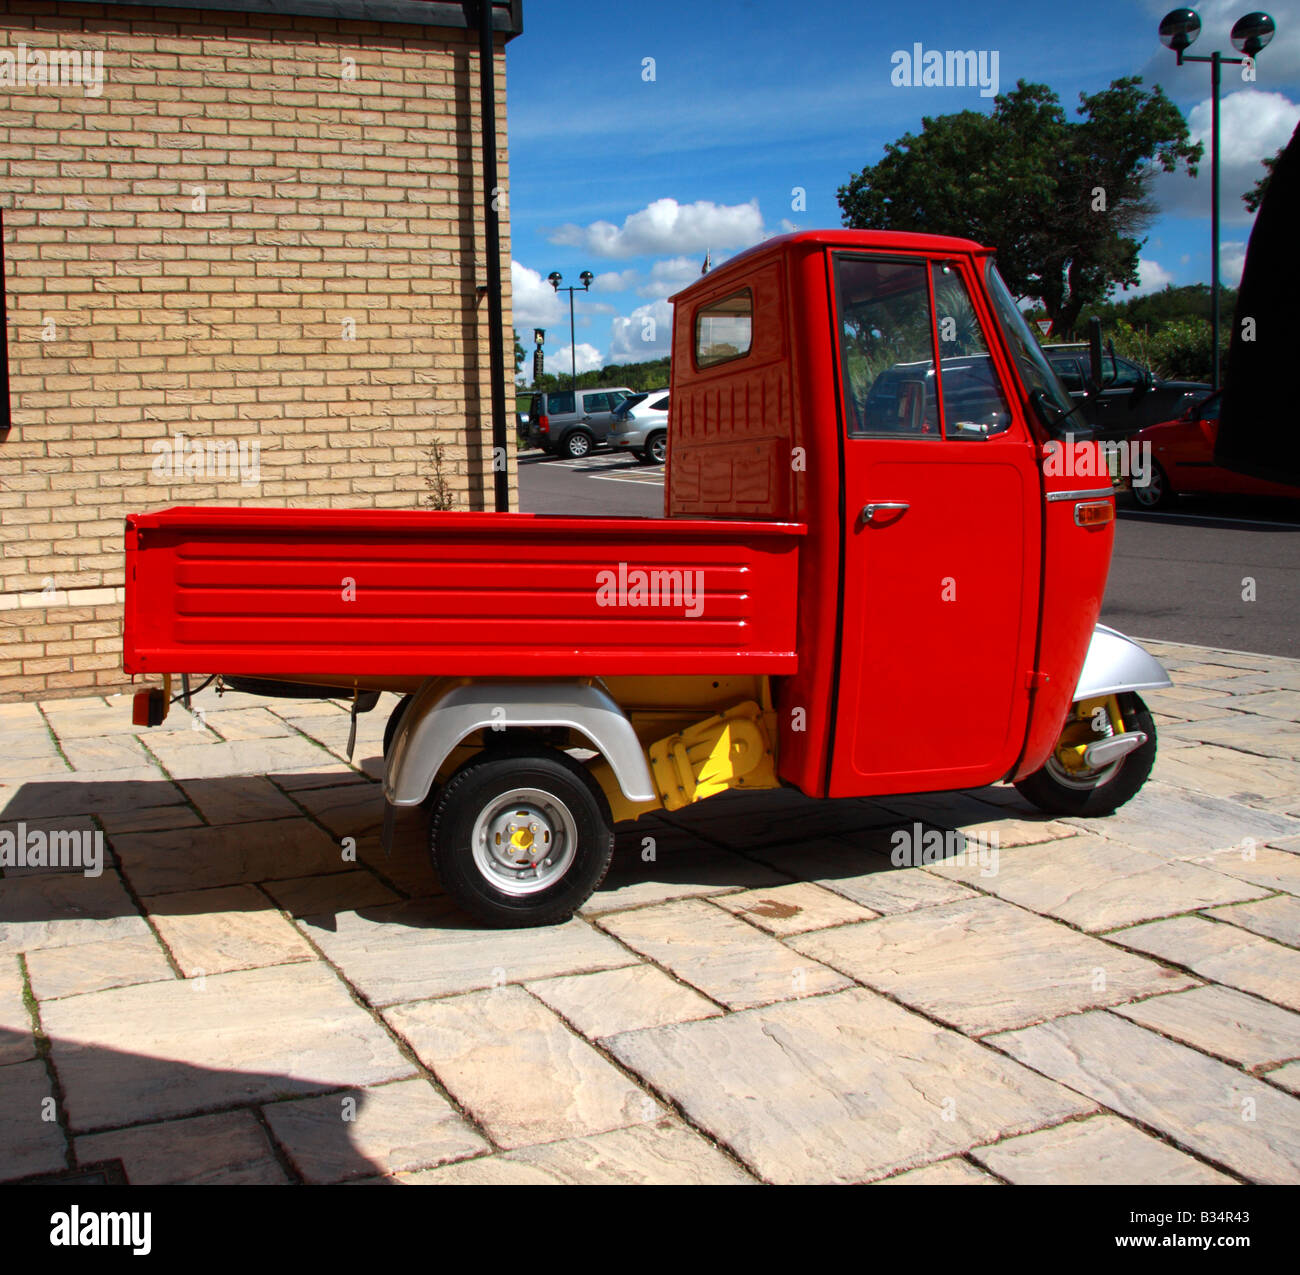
[[505, 0, 1300, 378]]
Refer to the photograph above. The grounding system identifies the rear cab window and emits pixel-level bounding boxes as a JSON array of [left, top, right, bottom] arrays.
[[695, 289, 753, 368]]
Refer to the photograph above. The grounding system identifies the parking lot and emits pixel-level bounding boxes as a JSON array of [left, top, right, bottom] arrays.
[[2, 637, 1298, 1184]]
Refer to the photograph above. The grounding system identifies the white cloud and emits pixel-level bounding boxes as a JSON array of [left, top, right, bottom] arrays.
[[637, 255, 708, 298], [549, 343, 604, 377], [609, 298, 674, 362], [1114, 258, 1176, 298], [511, 261, 565, 329], [547, 197, 767, 259], [1156, 90, 1299, 221], [592, 269, 639, 292], [1221, 241, 1248, 286]]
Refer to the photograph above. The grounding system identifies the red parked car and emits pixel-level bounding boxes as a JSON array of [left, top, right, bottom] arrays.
[[1132, 392, 1300, 508]]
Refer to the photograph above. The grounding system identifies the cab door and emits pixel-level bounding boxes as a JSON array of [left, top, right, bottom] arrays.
[[827, 253, 1042, 797]]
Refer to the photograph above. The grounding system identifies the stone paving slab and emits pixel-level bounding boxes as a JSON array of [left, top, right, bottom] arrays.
[[75, 1111, 289, 1185], [1194, 846, 1300, 896], [0, 1058, 68, 1180], [970, 1114, 1235, 1185], [927, 833, 1268, 931], [397, 1119, 754, 1185], [597, 897, 853, 1011], [144, 884, 317, 977], [25, 933, 176, 1002], [792, 895, 1195, 1036], [1111, 915, 1300, 1013], [989, 1011, 1300, 1184], [263, 1078, 489, 1183], [605, 987, 1095, 1184], [1110, 984, 1300, 1071], [1061, 783, 1300, 858], [384, 986, 661, 1150], [0, 871, 152, 957], [40, 962, 416, 1131], [879, 1157, 997, 1185], [1, 773, 186, 820], [525, 965, 723, 1040], [112, 820, 350, 896], [713, 880, 880, 935], [1204, 894, 1300, 947], [304, 900, 637, 1006], [0, 956, 35, 1065]]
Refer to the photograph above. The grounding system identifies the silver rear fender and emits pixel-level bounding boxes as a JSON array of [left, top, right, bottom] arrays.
[[1073, 624, 1172, 702]]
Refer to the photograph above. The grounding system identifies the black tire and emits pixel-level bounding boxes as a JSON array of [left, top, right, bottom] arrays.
[[562, 430, 594, 459], [1132, 460, 1176, 510], [382, 694, 414, 760], [1014, 692, 1157, 816], [640, 431, 667, 465], [430, 746, 614, 927]]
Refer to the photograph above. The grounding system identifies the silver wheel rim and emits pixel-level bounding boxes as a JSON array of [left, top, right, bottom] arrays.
[[650, 435, 667, 463], [568, 434, 589, 457], [470, 787, 578, 896], [1134, 466, 1164, 507], [1044, 751, 1121, 791]]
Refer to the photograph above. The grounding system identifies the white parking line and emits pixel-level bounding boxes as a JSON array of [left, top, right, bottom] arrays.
[[1122, 510, 1300, 531]]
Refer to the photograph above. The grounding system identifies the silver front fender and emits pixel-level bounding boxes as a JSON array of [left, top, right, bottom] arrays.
[[385, 678, 655, 807], [1073, 624, 1172, 702]]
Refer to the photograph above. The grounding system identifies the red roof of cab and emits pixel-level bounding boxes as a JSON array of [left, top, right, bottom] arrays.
[[669, 228, 993, 305]]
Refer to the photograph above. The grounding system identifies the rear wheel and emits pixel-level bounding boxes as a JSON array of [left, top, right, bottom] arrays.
[[562, 430, 594, 459], [640, 431, 667, 465], [1132, 460, 1175, 510], [1015, 692, 1156, 816], [430, 746, 614, 927]]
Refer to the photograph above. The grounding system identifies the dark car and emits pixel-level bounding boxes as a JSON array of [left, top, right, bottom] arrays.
[[1045, 346, 1211, 439], [524, 387, 634, 459]]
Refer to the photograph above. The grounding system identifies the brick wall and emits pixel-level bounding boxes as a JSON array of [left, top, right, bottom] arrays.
[[0, 1, 515, 700]]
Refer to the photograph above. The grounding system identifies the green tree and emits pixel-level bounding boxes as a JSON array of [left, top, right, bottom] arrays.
[[838, 78, 1201, 338], [513, 330, 526, 379], [1243, 146, 1282, 214]]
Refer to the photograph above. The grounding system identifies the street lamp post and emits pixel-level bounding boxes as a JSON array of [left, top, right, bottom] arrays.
[[1159, 9, 1276, 392], [548, 270, 594, 392]]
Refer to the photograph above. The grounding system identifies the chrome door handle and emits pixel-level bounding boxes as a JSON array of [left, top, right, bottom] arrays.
[[859, 501, 910, 526]]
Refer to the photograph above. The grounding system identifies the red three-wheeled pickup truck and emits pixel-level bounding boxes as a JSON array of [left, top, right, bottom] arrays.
[[124, 230, 1170, 926]]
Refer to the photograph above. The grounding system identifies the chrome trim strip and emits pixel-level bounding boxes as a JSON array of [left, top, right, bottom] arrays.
[[1047, 487, 1115, 502]]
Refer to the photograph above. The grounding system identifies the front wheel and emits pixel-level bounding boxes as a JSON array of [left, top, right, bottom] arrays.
[[1014, 692, 1156, 817], [1132, 460, 1176, 510], [430, 746, 614, 927]]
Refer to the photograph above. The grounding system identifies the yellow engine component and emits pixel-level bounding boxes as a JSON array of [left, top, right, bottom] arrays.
[[648, 700, 778, 810], [589, 698, 780, 824]]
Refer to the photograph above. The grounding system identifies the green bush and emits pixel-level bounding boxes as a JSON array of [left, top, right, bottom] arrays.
[[1109, 318, 1227, 384]]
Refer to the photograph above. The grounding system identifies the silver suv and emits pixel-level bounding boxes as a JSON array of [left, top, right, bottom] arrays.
[[525, 387, 634, 459]]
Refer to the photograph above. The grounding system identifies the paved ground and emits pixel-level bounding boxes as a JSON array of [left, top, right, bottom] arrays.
[[2, 639, 1299, 1184]]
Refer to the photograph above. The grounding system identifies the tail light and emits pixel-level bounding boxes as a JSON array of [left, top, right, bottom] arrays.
[[539, 415, 550, 433]]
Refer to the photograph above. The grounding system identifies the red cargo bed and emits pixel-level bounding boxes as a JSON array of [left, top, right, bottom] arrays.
[[124, 507, 804, 677]]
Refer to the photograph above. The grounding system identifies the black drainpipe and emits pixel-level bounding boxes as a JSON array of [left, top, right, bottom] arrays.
[[478, 0, 509, 512], [0, 208, 9, 438]]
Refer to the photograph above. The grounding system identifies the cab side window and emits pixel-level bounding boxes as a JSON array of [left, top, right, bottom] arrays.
[[931, 262, 1012, 438], [835, 256, 938, 438]]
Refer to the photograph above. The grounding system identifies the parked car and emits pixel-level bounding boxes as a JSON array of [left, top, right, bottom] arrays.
[[609, 389, 670, 463], [1044, 345, 1210, 438], [525, 387, 634, 458], [1131, 392, 1300, 508]]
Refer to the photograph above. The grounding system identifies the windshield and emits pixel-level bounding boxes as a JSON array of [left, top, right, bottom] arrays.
[[983, 261, 1076, 422]]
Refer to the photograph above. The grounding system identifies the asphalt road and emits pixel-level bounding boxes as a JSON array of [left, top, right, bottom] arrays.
[[517, 449, 1300, 658]]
